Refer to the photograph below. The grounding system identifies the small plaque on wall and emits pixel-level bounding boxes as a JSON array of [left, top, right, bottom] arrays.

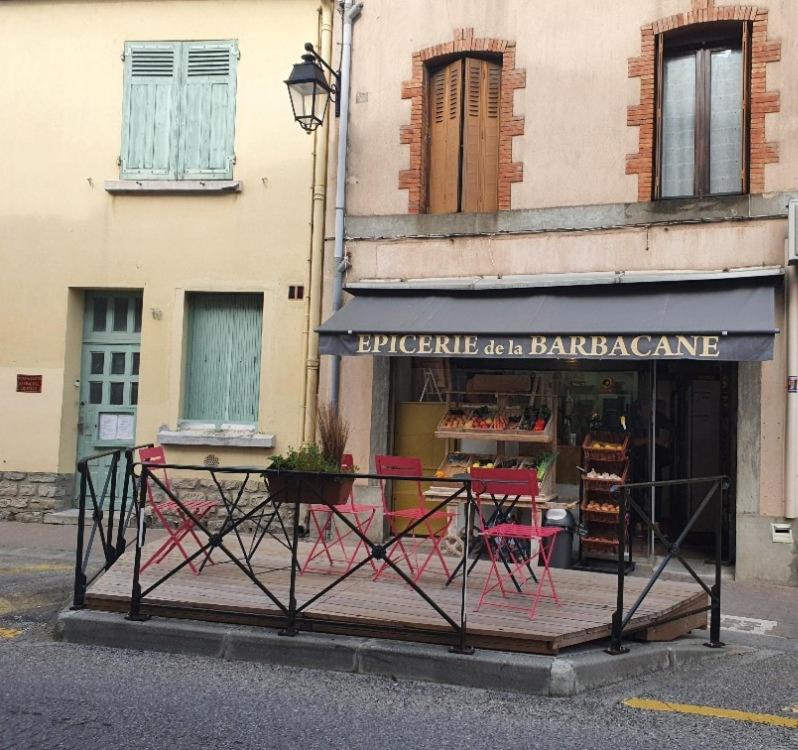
[[16, 374, 43, 393]]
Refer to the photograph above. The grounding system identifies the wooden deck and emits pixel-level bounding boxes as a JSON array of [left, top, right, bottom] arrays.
[[86, 537, 707, 655]]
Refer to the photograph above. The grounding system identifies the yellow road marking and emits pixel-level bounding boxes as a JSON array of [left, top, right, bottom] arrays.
[[0, 563, 72, 575], [624, 698, 798, 729], [0, 627, 23, 639]]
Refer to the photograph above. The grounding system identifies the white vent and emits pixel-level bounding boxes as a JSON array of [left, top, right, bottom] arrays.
[[187, 49, 230, 77], [131, 49, 175, 78], [789, 200, 798, 264]]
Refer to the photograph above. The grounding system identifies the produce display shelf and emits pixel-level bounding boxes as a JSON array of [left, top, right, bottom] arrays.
[[434, 427, 553, 443]]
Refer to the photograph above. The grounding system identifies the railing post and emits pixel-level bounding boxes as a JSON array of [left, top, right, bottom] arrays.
[[127, 464, 150, 622], [279, 481, 302, 637], [450, 481, 475, 655], [71, 463, 88, 609], [606, 485, 630, 655], [705, 478, 726, 649]]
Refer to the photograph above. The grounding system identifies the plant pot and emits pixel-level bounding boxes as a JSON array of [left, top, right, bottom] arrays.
[[264, 470, 353, 505]]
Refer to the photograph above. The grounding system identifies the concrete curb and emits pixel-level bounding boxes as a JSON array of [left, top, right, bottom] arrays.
[[59, 609, 732, 697]]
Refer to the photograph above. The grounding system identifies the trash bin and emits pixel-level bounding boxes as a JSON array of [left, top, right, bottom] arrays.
[[541, 508, 575, 569]]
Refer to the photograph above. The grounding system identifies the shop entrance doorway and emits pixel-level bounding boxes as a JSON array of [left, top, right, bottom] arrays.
[[648, 362, 737, 563]]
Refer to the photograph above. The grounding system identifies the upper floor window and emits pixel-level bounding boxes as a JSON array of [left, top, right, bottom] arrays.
[[182, 292, 263, 426], [656, 23, 749, 199], [120, 40, 238, 181], [427, 56, 500, 214]]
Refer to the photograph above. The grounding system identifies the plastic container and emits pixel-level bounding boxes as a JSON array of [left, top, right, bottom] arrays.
[[541, 508, 575, 569]]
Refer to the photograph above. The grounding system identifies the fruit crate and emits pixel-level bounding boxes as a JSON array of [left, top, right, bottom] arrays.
[[581, 537, 620, 556], [582, 465, 628, 493], [582, 431, 630, 462], [582, 506, 620, 524]]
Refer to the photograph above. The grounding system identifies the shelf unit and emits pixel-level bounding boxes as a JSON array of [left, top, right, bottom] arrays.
[[576, 431, 634, 573]]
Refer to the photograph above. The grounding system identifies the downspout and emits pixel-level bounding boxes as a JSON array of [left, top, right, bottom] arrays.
[[785, 262, 798, 519], [329, 0, 362, 410], [300, 0, 334, 444]]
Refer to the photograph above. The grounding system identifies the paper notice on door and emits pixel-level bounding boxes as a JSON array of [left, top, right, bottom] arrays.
[[99, 413, 119, 441], [117, 414, 135, 441]]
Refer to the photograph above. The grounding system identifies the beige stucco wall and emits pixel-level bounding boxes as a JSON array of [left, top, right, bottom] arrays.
[[345, 0, 795, 215], [0, 0, 324, 474]]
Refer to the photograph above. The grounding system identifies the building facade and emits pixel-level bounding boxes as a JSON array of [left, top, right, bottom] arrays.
[[0, 0, 332, 519], [319, 0, 798, 586]]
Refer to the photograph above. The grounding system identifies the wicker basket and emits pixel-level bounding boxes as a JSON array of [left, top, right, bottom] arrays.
[[582, 431, 630, 463]]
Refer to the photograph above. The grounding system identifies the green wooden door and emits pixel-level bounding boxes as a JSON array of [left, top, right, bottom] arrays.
[[75, 292, 142, 505]]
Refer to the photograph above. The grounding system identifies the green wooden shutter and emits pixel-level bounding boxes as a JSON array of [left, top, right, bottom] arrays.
[[179, 41, 238, 180], [121, 42, 180, 179], [183, 293, 262, 425]]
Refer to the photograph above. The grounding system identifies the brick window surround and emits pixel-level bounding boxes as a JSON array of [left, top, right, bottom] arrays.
[[626, 0, 781, 201], [399, 28, 525, 214]]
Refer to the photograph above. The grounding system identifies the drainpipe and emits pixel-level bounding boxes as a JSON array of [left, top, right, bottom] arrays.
[[300, 0, 334, 444], [329, 0, 362, 411], [785, 262, 798, 519]]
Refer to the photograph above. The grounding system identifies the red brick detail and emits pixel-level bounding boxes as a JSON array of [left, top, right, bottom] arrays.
[[626, 0, 780, 200], [399, 28, 526, 213]]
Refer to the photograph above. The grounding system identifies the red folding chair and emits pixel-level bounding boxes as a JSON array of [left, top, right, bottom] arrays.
[[374, 455, 454, 582], [139, 446, 217, 575], [472, 468, 561, 619], [301, 454, 377, 574]]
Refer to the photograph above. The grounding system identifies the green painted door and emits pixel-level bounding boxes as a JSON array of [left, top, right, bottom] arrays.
[[75, 292, 142, 506]]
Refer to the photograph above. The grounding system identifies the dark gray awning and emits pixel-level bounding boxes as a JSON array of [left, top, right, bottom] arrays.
[[318, 279, 778, 361]]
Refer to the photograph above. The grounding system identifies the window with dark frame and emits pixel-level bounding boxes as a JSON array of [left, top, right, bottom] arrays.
[[655, 22, 750, 199], [426, 56, 501, 214]]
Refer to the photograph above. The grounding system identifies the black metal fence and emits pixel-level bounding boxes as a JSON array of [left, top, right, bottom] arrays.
[[72, 444, 153, 608], [606, 475, 730, 655]]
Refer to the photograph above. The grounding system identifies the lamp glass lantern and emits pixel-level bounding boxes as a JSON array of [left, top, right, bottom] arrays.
[[285, 54, 333, 133]]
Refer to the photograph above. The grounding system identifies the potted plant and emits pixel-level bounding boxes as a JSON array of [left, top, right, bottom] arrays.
[[264, 405, 353, 505]]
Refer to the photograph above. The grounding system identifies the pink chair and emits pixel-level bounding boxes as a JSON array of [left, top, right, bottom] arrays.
[[374, 455, 454, 582], [301, 454, 377, 574], [471, 468, 561, 619], [139, 446, 217, 575]]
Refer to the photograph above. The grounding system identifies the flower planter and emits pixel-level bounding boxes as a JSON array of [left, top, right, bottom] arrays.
[[264, 470, 353, 505]]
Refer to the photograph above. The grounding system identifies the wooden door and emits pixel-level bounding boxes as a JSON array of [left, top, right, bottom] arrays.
[[391, 402, 447, 533], [76, 292, 142, 505]]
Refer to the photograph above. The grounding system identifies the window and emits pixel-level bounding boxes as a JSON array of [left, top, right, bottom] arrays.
[[120, 40, 238, 180], [427, 56, 500, 214], [656, 23, 749, 199], [183, 293, 263, 425]]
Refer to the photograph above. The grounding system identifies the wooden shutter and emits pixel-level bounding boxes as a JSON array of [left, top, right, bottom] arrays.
[[461, 58, 500, 213], [179, 41, 238, 180], [427, 60, 463, 214], [183, 293, 262, 425], [121, 42, 180, 179]]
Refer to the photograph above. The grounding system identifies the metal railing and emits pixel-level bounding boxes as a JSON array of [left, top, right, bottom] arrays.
[[72, 444, 153, 609], [126, 463, 479, 653], [606, 475, 730, 655]]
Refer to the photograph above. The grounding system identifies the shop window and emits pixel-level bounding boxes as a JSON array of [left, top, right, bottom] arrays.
[[656, 23, 750, 199], [427, 56, 500, 214], [182, 292, 263, 426]]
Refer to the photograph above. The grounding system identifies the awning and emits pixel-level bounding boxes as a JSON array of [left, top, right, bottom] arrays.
[[318, 278, 778, 361]]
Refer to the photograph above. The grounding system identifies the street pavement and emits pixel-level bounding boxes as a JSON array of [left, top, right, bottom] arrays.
[[1, 520, 797, 750]]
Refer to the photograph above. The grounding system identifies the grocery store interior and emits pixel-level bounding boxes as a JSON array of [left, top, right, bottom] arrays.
[[389, 357, 738, 569]]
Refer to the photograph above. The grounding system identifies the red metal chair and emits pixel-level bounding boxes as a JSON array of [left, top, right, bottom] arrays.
[[139, 446, 217, 575], [301, 454, 377, 574], [472, 468, 561, 619], [374, 455, 454, 582]]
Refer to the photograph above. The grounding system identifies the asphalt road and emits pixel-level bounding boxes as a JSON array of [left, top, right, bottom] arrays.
[[1, 521, 796, 750]]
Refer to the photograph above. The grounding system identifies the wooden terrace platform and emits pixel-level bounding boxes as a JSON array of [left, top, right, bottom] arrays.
[[86, 537, 707, 655]]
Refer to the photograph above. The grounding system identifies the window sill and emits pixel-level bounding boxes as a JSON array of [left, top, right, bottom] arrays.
[[104, 180, 241, 194], [157, 427, 274, 449]]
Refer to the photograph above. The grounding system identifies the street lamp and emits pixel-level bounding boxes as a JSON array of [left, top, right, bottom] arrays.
[[285, 42, 340, 134]]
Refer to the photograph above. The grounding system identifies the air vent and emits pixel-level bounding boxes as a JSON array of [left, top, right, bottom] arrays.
[[203, 453, 220, 468], [187, 48, 230, 77], [131, 49, 175, 78]]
